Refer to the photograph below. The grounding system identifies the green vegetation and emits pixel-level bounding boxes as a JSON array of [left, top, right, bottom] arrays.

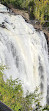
[[0, 66, 49, 111], [1, 0, 23, 8], [0, 66, 32, 111], [34, 0, 49, 23], [1, 0, 49, 24]]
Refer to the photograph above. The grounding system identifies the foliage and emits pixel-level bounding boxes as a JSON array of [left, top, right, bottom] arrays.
[[1, 0, 49, 24], [0, 66, 33, 111], [1, 0, 23, 8], [34, 0, 49, 24], [10, 0, 23, 8], [22, 0, 49, 23], [0, 66, 49, 111]]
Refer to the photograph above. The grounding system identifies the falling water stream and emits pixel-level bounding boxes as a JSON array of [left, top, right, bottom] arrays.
[[0, 4, 49, 105]]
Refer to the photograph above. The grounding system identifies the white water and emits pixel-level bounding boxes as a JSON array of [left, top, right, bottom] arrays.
[[0, 4, 49, 105]]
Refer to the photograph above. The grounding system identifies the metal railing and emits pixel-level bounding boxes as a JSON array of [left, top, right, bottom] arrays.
[[0, 101, 13, 111]]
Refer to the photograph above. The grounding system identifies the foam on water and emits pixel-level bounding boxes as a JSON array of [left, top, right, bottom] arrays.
[[0, 4, 49, 105]]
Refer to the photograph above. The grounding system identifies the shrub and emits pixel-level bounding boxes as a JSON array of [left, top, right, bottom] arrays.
[[0, 66, 49, 110]]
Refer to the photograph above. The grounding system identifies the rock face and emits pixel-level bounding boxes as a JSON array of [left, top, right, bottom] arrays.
[[0, 4, 49, 105], [47, 85, 49, 104], [44, 33, 49, 55]]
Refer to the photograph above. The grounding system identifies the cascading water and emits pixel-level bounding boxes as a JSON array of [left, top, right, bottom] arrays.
[[0, 4, 49, 105]]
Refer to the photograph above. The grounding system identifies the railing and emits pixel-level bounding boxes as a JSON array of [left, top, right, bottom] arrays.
[[0, 101, 12, 111]]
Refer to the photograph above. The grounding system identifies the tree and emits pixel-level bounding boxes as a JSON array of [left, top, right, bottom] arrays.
[[0, 65, 49, 111], [34, 0, 49, 23], [0, 66, 33, 111]]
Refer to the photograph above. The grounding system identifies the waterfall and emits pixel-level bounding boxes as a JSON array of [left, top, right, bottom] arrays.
[[0, 4, 49, 105]]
